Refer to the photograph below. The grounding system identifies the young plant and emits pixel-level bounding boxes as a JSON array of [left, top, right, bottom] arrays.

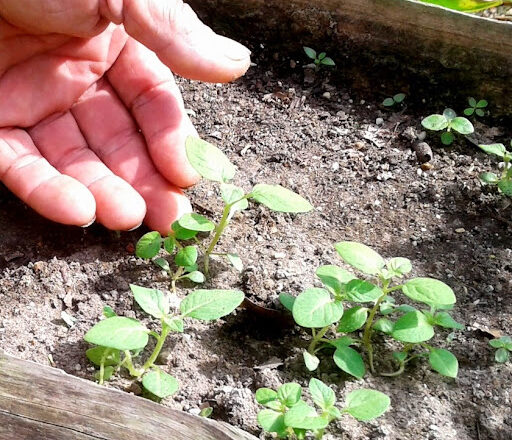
[[421, 108, 474, 145], [303, 47, 335, 69], [464, 97, 488, 117], [136, 137, 313, 280], [478, 142, 512, 197], [84, 284, 244, 398], [489, 336, 512, 363], [281, 242, 463, 379], [382, 93, 406, 108], [256, 378, 390, 440]]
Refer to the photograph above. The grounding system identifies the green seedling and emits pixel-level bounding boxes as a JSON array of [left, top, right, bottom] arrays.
[[422, 108, 474, 145], [281, 241, 463, 379], [489, 336, 512, 363], [382, 93, 406, 107], [464, 97, 488, 117], [303, 47, 335, 69], [478, 142, 512, 197], [136, 137, 313, 281], [84, 284, 244, 398], [256, 379, 390, 439]]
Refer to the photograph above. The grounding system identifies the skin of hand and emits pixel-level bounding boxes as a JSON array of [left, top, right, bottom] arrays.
[[0, 0, 251, 234]]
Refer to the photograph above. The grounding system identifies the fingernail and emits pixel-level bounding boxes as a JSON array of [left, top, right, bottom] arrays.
[[127, 222, 143, 232], [80, 216, 96, 228], [222, 38, 251, 61]]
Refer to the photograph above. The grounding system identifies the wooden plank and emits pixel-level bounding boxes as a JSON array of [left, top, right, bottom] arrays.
[[0, 351, 257, 440]]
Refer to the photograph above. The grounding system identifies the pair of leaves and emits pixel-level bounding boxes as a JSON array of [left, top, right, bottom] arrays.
[[303, 47, 335, 66], [292, 288, 343, 328], [421, 109, 474, 146], [464, 97, 487, 116], [383, 93, 405, 107], [186, 137, 313, 213], [490, 336, 512, 363]]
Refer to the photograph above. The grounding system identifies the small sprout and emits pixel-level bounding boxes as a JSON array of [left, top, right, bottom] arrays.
[[284, 241, 463, 378], [382, 93, 406, 107], [199, 407, 213, 418], [478, 141, 512, 198], [421, 108, 474, 145], [303, 46, 335, 70], [464, 97, 488, 117], [256, 379, 390, 439], [489, 336, 512, 363]]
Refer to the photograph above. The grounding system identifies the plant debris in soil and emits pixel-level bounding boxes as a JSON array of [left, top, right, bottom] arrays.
[[1, 48, 511, 440]]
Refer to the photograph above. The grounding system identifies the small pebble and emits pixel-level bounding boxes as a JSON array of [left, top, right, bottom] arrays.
[[322, 92, 331, 99], [332, 162, 340, 171], [455, 228, 466, 233], [375, 117, 384, 125], [189, 408, 201, 416], [418, 131, 427, 141], [74, 363, 81, 371]]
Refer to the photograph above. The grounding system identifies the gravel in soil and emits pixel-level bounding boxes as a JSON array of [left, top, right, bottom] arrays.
[[1, 51, 511, 440]]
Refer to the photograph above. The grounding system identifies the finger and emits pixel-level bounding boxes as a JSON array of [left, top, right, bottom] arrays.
[[71, 79, 191, 234], [100, 0, 251, 83], [0, 128, 96, 226], [107, 38, 199, 188], [28, 112, 146, 231]]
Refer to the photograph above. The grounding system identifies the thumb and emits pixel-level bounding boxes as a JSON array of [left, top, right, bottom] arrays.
[[100, 0, 251, 83]]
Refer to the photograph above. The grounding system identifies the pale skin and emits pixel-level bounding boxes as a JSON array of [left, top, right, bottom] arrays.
[[0, 0, 251, 234]]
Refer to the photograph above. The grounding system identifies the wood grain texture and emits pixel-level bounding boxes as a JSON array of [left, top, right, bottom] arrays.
[[0, 351, 257, 440]]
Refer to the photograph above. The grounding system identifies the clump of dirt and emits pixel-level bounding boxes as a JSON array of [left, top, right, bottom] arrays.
[[1, 49, 511, 440]]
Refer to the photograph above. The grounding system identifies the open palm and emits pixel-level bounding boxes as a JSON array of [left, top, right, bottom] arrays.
[[0, 0, 250, 233]]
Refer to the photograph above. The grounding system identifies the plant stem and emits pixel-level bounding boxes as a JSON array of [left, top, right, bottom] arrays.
[[123, 350, 143, 377], [204, 203, 232, 274], [142, 325, 171, 371], [308, 326, 330, 354], [380, 362, 405, 377], [170, 266, 185, 295]]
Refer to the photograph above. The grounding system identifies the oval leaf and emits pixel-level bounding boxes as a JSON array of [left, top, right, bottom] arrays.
[[441, 131, 454, 145], [373, 318, 395, 334], [284, 401, 328, 430], [383, 97, 394, 107], [84, 317, 149, 350], [479, 143, 506, 158], [279, 293, 295, 312], [257, 410, 286, 435], [495, 348, 510, 363], [345, 279, 383, 302], [303, 350, 320, 371], [429, 348, 458, 378], [86, 347, 121, 367], [181, 271, 205, 283], [316, 265, 355, 294], [421, 114, 448, 131], [337, 306, 368, 333], [480, 172, 499, 184], [386, 257, 412, 277], [255, 388, 278, 405], [185, 136, 236, 183], [142, 370, 179, 398], [334, 242, 385, 275], [450, 117, 474, 135], [498, 179, 512, 196], [250, 184, 313, 213], [402, 278, 456, 306], [136, 231, 161, 259], [292, 288, 343, 328], [277, 383, 302, 407], [333, 346, 365, 379], [303, 46, 317, 59], [345, 389, 390, 421], [175, 246, 198, 267], [180, 289, 244, 321], [227, 253, 243, 271], [392, 311, 434, 343], [130, 284, 169, 319], [309, 378, 335, 410], [171, 221, 198, 240], [178, 213, 215, 232]]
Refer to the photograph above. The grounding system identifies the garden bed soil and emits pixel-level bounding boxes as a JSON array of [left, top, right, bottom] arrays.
[[1, 49, 511, 440]]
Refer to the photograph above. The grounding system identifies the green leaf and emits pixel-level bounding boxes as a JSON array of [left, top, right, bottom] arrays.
[[393, 93, 405, 103], [180, 289, 244, 321], [277, 383, 302, 407], [95, 366, 114, 382], [284, 401, 328, 430], [84, 317, 149, 350], [303, 46, 317, 59], [328, 336, 355, 350], [421, 114, 448, 131], [130, 284, 169, 319], [317, 52, 326, 60], [441, 131, 454, 145], [316, 265, 355, 294], [153, 257, 170, 272], [321, 57, 335, 66], [495, 348, 510, 363], [334, 241, 385, 275], [402, 277, 456, 306], [185, 136, 236, 183], [386, 257, 412, 277], [498, 179, 512, 196], [393, 351, 407, 363], [86, 347, 121, 367], [175, 246, 198, 267], [475, 108, 485, 117], [489, 336, 512, 350], [250, 184, 313, 213], [292, 288, 343, 328], [171, 221, 198, 240], [383, 97, 394, 107], [468, 97, 477, 108], [429, 348, 458, 377], [333, 346, 365, 379], [480, 172, 499, 184], [163, 236, 175, 254], [142, 370, 179, 399], [136, 231, 161, 259], [345, 389, 390, 421], [279, 293, 295, 312], [102, 306, 117, 318], [309, 378, 336, 410], [257, 410, 286, 435], [392, 311, 435, 343], [345, 279, 383, 302], [443, 108, 457, 120], [434, 312, 464, 330], [181, 271, 205, 283], [373, 318, 394, 334], [163, 316, 184, 333], [337, 306, 368, 333], [303, 351, 320, 371], [450, 117, 474, 135], [255, 388, 278, 405], [220, 183, 248, 213], [227, 253, 243, 271], [178, 213, 215, 232], [200, 407, 213, 418], [476, 99, 488, 108], [464, 108, 474, 116]]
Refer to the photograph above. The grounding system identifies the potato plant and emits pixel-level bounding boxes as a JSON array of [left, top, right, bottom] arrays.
[[84, 284, 244, 398], [256, 378, 390, 439], [303, 47, 335, 69], [489, 336, 512, 363], [136, 137, 313, 285], [422, 108, 474, 145], [478, 142, 512, 197], [281, 242, 463, 378]]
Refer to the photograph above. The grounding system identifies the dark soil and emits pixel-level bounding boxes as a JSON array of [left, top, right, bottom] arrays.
[[1, 48, 511, 440]]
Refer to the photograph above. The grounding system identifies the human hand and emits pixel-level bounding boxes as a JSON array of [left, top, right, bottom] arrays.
[[0, 0, 250, 233]]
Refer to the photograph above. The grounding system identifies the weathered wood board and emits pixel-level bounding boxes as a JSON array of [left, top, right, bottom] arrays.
[[0, 351, 257, 440]]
